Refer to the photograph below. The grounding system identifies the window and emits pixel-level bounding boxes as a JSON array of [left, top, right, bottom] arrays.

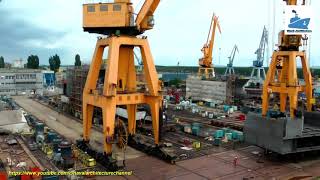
[[113, 4, 121, 11], [100, 5, 108, 11], [87, 5, 95, 12]]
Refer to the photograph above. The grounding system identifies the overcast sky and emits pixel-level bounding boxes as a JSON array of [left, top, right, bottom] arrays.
[[0, 0, 318, 67]]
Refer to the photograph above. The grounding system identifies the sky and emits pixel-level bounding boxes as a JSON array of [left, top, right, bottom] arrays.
[[0, 0, 319, 67]]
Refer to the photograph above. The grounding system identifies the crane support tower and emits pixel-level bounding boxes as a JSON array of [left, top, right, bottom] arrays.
[[198, 13, 221, 79], [244, 0, 320, 155], [243, 26, 268, 97], [262, 0, 313, 118], [79, 0, 163, 168], [224, 45, 239, 76]]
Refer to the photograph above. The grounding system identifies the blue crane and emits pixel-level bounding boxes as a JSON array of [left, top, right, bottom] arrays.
[[224, 45, 239, 76], [244, 26, 269, 97], [253, 26, 268, 68]]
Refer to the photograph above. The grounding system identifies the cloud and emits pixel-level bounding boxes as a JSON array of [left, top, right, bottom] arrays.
[[0, 8, 67, 64]]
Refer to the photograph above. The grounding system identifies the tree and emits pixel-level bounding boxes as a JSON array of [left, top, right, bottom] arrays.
[[49, 54, 61, 73], [0, 56, 4, 68], [74, 54, 81, 66], [26, 55, 39, 69]]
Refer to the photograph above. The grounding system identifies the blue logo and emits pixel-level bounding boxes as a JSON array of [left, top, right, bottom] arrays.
[[288, 10, 310, 29]]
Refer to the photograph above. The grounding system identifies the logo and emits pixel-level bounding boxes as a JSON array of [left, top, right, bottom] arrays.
[[284, 6, 313, 35], [288, 10, 310, 29]]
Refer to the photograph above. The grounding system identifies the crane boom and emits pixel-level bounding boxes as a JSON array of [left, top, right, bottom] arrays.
[[199, 13, 221, 68], [135, 0, 161, 31], [228, 45, 239, 67], [254, 26, 268, 67], [207, 15, 221, 64], [198, 13, 221, 79]]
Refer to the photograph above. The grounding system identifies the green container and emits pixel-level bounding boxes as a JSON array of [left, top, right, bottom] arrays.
[[232, 131, 239, 140], [214, 130, 224, 138], [223, 105, 230, 112], [222, 127, 231, 134], [192, 126, 200, 136], [192, 122, 201, 127], [238, 132, 244, 142], [225, 133, 233, 140], [213, 138, 222, 146]]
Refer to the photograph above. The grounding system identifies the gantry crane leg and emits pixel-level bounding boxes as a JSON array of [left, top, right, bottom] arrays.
[[262, 51, 312, 118], [82, 36, 162, 155], [198, 67, 214, 79]]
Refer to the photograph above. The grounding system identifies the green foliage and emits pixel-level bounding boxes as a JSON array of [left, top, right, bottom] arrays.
[[26, 55, 39, 69], [0, 56, 4, 68], [155, 66, 320, 78], [74, 54, 81, 66], [169, 78, 183, 87], [49, 54, 61, 73]]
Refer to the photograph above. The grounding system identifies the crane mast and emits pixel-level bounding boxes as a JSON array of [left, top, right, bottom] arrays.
[[81, 0, 163, 169], [224, 45, 238, 76], [198, 13, 221, 79], [254, 26, 268, 68]]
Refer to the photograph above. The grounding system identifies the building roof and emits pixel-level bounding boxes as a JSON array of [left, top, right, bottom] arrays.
[[0, 68, 43, 73]]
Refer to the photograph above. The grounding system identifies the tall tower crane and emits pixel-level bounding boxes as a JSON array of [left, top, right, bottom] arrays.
[[224, 45, 239, 76], [80, 0, 162, 169], [198, 13, 221, 79], [243, 26, 268, 96]]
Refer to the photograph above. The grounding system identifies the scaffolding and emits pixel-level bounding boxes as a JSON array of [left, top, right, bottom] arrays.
[[67, 66, 89, 119], [67, 65, 105, 121]]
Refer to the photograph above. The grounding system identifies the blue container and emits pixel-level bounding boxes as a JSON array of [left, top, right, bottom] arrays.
[[47, 132, 57, 143], [214, 130, 224, 138], [59, 141, 72, 158], [52, 139, 62, 153]]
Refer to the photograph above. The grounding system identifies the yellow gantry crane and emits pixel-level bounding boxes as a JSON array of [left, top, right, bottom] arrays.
[[81, 0, 162, 162], [262, 0, 313, 118], [198, 13, 221, 79]]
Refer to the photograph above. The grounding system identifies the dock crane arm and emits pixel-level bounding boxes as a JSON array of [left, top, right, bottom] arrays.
[[199, 13, 221, 68], [228, 45, 239, 67], [135, 0, 161, 32], [254, 26, 268, 67], [207, 14, 221, 64]]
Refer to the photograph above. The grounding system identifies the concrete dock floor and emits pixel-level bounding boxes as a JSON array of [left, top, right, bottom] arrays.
[[13, 96, 320, 180]]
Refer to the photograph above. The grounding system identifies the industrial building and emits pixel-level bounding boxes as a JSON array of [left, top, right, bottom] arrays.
[[186, 76, 247, 104], [0, 69, 44, 95]]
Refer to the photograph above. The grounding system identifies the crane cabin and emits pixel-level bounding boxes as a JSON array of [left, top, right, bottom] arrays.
[[83, 0, 156, 35]]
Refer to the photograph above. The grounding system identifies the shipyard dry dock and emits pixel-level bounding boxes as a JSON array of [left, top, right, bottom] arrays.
[[10, 96, 320, 179]]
